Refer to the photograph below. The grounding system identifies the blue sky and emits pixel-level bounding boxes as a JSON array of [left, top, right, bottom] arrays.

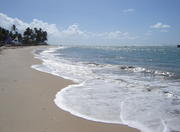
[[0, 0, 180, 45]]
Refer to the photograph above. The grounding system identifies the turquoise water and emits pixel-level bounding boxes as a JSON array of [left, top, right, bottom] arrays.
[[33, 46, 180, 132], [56, 46, 180, 77]]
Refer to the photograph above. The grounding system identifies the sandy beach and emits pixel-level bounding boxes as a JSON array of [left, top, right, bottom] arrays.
[[0, 46, 140, 132]]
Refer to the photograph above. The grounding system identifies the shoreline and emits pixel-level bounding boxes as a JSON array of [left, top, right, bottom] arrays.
[[0, 46, 140, 132]]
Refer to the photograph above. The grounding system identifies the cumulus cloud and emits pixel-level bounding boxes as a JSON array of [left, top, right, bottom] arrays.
[[0, 13, 59, 35], [150, 22, 171, 29], [61, 24, 85, 37], [123, 8, 135, 13], [0, 12, 136, 45], [30, 19, 59, 35], [0, 13, 28, 32]]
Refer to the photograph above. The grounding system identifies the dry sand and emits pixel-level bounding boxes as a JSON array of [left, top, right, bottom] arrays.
[[0, 46, 140, 132]]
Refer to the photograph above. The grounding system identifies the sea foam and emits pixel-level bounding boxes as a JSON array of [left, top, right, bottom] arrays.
[[32, 46, 180, 132]]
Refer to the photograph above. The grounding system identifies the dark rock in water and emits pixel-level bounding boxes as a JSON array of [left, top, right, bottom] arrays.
[[120, 66, 135, 70], [120, 66, 126, 69], [147, 88, 151, 92], [128, 66, 135, 69], [163, 91, 169, 94], [177, 45, 180, 48]]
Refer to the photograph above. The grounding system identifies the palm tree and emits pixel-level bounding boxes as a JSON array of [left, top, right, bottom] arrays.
[[18, 33, 22, 42], [11, 25, 17, 34], [23, 27, 31, 44], [42, 31, 47, 42]]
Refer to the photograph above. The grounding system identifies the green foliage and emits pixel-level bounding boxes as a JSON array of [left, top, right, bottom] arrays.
[[22, 27, 48, 45], [0, 27, 10, 44], [0, 25, 48, 46]]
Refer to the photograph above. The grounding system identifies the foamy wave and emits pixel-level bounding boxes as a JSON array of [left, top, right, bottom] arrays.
[[31, 46, 180, 132], [121, 95, 180, 132], [83, 62, 175, 78], [118, 65, 175, 77]]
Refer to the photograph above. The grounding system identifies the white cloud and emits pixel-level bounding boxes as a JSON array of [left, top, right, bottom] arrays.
[[0, 13, 59, 35], [61, 24, 85, 36], [150, 22, 171, 29], [30, 19, 59, 35], [0, 13, 28, 33], [123, 8, 135, 13], [0, 12, 137, 45]]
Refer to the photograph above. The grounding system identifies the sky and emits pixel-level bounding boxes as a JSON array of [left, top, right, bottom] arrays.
[[0, 0, 180, 46]]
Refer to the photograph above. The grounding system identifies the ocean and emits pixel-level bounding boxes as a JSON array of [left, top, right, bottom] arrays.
[[32, 46, 180, 132]]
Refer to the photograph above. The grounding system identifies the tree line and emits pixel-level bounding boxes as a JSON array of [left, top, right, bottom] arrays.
[[0, 25, 48, 46]]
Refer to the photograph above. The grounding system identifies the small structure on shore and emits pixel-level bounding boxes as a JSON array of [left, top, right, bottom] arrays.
[[177, 45, 180, 48], [0, 25, 48, 47]]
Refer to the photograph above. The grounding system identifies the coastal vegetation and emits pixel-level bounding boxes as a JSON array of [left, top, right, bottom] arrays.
[[0, 25, 48, 46]]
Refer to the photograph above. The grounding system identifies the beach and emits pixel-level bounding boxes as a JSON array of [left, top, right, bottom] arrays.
[[0, 46, 140, 132]]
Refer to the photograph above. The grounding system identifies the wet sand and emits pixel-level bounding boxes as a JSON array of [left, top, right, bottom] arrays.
[[0, 46, 140, 132]]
